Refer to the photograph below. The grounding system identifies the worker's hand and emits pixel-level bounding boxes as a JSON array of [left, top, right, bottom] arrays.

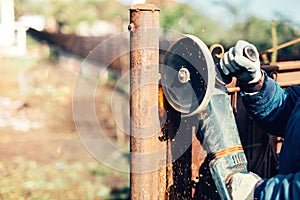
[[227, 172, 262, 200], [220, 40, 261, 84]]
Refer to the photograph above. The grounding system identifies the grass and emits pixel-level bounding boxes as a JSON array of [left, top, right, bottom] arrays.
[[0, 40, 129, 199], [0, 157, 128, 200]]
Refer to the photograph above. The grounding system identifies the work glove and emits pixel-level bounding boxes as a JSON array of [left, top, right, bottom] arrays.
[[227, 172, 262, 200], [220, 40, 261, 84]]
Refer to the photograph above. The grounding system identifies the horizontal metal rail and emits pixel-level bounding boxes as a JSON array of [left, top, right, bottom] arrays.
[[260, 37, 300, 55]]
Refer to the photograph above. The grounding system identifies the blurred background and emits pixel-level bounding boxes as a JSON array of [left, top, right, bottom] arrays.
[[0, 0, 299, 199]]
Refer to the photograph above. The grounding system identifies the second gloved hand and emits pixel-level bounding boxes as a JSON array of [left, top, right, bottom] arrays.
[[220, 40, 261, 84], [227, 172, 262, 200]]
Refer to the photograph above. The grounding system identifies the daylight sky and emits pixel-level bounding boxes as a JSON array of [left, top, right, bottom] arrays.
[[118, 0, 300, 28], [186, 0, 300, 27]]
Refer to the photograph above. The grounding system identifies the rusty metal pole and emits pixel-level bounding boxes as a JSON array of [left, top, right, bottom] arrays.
[[129, 4, 165, 200]]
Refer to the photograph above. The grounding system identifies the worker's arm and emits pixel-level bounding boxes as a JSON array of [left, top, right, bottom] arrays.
[[241, 72, 300, 136], [230, 171, 300, 200], [254, 172, 300, 199], [220, 40, 300, 136]]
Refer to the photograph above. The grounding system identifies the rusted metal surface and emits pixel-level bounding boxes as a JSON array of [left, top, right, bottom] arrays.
[[271, 71, 300, 86], [261, 61, 300, 86], [27, 28, 128, 75], [262, 60, 300, 71], [161, 104, 198, 199], [129, 4, 166, 200]]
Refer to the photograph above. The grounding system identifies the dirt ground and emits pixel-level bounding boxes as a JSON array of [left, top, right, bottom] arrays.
[[0, 46, 129, 199]]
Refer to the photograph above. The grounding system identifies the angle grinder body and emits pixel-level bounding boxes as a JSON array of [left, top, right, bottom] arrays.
[[160, 35, 248, 200]]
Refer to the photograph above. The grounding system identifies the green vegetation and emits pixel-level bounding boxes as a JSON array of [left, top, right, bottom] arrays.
[[160, 3, 221, 44], [222, 16, 300, 53], [0, 157, 129, 200], [15, 0, 127, 33], [15, 0, 300, 60]]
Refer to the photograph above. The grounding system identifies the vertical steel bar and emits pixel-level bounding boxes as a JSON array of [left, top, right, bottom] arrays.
[[129, 4, 165, 200]]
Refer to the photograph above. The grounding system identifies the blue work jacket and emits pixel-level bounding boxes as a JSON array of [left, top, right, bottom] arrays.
[[241, 72, 300, 199]]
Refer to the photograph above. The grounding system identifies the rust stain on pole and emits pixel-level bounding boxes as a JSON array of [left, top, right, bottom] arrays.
[[129, 4, 166, 200]]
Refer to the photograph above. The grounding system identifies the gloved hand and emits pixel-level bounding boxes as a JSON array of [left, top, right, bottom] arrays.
[[227, 172, 262, 200], [220, 40, 261, 84]]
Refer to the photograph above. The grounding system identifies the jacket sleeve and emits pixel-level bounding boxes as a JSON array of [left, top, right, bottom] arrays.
[[241, 71, 300, 136], [254, 172, 300, 199]]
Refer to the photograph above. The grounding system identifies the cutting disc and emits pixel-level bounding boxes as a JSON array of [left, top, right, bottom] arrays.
[[161, 35, 215, 116]]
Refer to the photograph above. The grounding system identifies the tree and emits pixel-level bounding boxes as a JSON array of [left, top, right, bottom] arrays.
[[160, 3, 221, 44], [14, 0, 128, 33]]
